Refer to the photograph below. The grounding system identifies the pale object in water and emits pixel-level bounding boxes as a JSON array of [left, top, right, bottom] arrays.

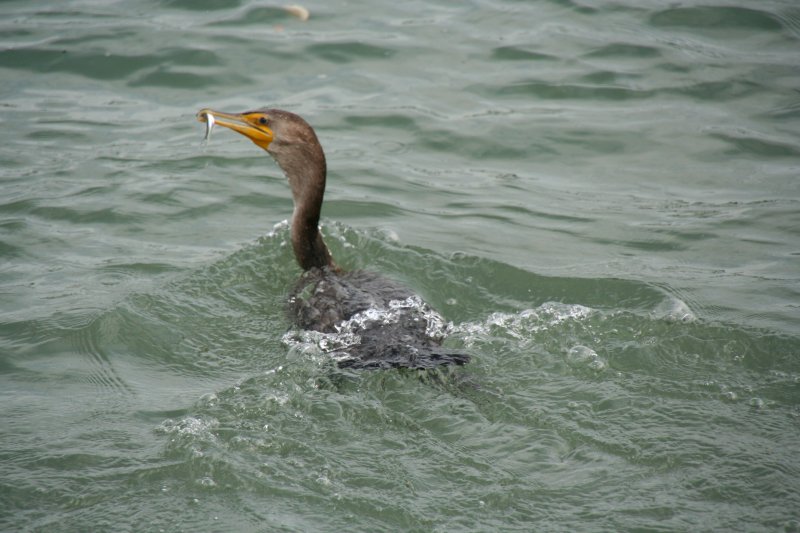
[[284, 5, 309, 21]]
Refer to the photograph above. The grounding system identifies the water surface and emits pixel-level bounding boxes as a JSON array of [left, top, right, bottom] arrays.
[[2, 0, 799, 531]]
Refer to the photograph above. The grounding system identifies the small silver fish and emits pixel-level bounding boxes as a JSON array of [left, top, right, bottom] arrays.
[[203, 112, 215, 142]]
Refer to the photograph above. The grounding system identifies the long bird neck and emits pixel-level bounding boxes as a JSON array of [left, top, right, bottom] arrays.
[[284, 149, 336, 271]]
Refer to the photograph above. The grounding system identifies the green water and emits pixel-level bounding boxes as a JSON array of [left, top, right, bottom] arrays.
[[2, 0, 800, 531]]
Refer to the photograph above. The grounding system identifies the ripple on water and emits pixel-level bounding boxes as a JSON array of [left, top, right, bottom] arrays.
[[649, 6, 785, 32], [68, 312, 136, 395]]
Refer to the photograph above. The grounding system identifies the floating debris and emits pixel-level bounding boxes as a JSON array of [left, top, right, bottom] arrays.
[[284, 4, 310, 21]]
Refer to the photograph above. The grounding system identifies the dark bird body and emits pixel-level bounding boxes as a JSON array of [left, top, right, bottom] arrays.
[[197, 107, 468, 370]]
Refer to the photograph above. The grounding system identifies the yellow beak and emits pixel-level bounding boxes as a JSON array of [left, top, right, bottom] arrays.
[[197, 108, 274, 150]]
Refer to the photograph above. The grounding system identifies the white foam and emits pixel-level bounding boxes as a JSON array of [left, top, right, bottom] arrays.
[[282, 295, 451, 360], [453, 301, 595, 345]]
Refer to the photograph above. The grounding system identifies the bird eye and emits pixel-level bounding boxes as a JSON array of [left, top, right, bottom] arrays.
[[259, 116, 268, 125]]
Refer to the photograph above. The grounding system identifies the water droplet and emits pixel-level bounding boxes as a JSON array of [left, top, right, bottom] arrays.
[[587, 358, 607, 371], [721, 391, 737, 401], [566, 345, 606, 372], [566, 345, 596, 364], [198, 477, 216, 488]]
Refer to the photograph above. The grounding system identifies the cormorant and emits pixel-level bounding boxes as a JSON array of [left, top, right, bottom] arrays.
[[197, 108, 469, 370]]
